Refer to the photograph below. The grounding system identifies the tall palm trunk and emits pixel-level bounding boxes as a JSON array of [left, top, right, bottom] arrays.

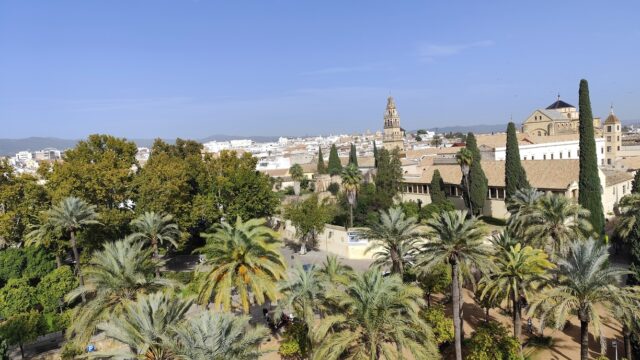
[[152, 238, 160, 278], [580, 320, 589, 360], [512, 293, 522, 352], [451, 261, 462, 360], [624, 324, 632, 360], [390, 249, 402, 275], [70, 230, 86, 303], [55, 253, 62, 268], [349, 203, 354, 228]]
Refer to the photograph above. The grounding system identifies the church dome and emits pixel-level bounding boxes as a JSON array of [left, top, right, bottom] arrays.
[[604, 106, 620, 125]]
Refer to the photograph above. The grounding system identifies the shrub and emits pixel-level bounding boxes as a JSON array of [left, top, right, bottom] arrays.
[[60, 342, 83, 360], [284, 186, 295, 195], [420, 201, 455, 222], [422, 305, 454, 345], [467, 321, 522, 360], [327, 182, 340, 196], [0, 278, 38, 317], [278, 340, 302, 360]]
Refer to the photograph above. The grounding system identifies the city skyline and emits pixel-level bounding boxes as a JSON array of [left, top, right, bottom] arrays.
[[2, 1, 640, 139]]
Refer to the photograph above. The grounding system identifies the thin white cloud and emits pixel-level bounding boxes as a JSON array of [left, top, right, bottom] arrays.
[[418, 40, 494, 61]]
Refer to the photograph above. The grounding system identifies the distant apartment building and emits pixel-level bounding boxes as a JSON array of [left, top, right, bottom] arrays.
[[15, 151, 33, 162], [229, 139, 253, 148], [202, 141, 231, 153], [33, 148, 62, 161]]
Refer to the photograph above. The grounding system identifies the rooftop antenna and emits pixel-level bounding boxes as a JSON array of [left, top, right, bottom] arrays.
[[610, 103, 615, 115]]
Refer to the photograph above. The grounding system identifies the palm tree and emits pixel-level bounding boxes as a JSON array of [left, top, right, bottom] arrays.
[[90, 291, 192, 360], [47, 196, 100, 302], [489, 229, 519, 254], [196, 217, 286, 313], [528, 239, 640, 360], [616, 193, 640, 240], [166, 312, 269, 360], [506, 187, 542, 236], [130, 211, 181, 277], [313, 268, 438, 359], [340, 163, 362, 228], [480, 244, 554, 341], [362, 207, 421, 276], [66, 237, 176, 345], [278, 264, 325, 325], [418, 210, 492, 360], [290, 164, 305, 196], [25, 219, 66, 268], [318, 255, 353, 286], [523, 193, 592, 256], [456, 148, 473, 214]]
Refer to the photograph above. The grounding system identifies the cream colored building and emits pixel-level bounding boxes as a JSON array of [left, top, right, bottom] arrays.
[[522, 96, 601, 136], [400, 159, 633, 219], [382, 96, 404, 151], [603, 107, 622, 166]]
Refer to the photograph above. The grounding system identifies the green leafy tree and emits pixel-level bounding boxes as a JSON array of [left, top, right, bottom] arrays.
[[348, 143, 358, 167], [415, 262, 451, 307], [467, 321, 521, 360], [522, 193, 592, 256], [36, 266, 78, 314], [201, 151, 279, 222], [130, 212, 180, 277], [529, 239, 640, 360], [284, 194, 334, 254], [0, 164, 50, 245], [327, 144, 342, 176], [362, 207, 420, 275], [134, 150, 195, 234], [317, 147, 327, 174], [480, 244, 554, 341], [340, 164, 362, 228], [0, 248, 26, 285], [465, 133, 488, 215], [22, 246, 56, 281], [505, 122, 529, 200], [196, 217, 286, 313], [165, 311, 268, 360], [375, 148, 403, 208], [46, 196, 100, 303], [0, 311, 45, 359], [313, 269, 438, 359], [92, 291, 192, 360], [577, 79, 605, 235], [65, 238, 173, 345], [45, 135, 137, 243], [418, 210, 492, 360], [0, 278, 38, 317], [430, 169, 447, 205]]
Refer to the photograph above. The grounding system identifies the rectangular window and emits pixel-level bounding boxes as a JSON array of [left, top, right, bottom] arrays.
[[607, 146, 611, 152], [543, 154, 546, 160], [551, 153, 554, 159], [559, 152, 563, 159], [568, 151, 571, 157], [531, 155, 535, 160], [607, 136, 611, 141], [608, 125, 612, 132]]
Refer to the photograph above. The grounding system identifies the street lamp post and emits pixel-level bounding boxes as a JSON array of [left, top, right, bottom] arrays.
[[612, 339, 618, 360]]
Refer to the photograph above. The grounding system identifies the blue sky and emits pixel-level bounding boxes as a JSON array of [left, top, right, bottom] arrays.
[[1, 0, 639, 139]]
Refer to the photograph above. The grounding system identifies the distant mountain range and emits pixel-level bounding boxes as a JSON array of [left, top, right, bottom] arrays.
[[0, 135, 281, 156]]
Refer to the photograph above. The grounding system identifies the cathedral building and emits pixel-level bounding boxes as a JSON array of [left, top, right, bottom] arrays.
[[382, 96, 405, 151], [522, 95, 601, 136]]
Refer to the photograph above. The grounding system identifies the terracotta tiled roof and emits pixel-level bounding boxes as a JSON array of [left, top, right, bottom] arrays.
[[620, 157, 640, 171], [260, 168, 289, 177], [405, 160, 581, 190], [602, 169, 634, 186]]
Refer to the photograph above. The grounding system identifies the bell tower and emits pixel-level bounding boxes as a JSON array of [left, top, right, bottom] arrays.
[[383, 96, 404, 151], [603, 105, 621, 167]]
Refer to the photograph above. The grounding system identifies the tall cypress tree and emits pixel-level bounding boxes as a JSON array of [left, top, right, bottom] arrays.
[[349, 144, 359, 167], [632, 171, 640, 194], [505, 122, 529, 200], [317, 146, 326, 174], [373, 142, 379, 168], [375, 148, 403, 208], [465, 132, 488, 215], [430, 169, 446, 204], [577, 79, 605, 235], [327, 144, 342, 176]]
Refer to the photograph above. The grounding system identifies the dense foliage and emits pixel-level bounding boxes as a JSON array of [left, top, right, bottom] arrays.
[[504, 122, 529, 200]]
